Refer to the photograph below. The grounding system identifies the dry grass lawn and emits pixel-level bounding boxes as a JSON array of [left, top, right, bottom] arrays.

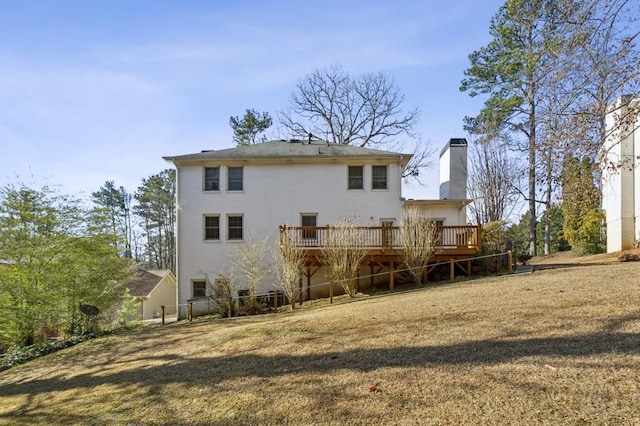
[[1, 254, 640, 425]]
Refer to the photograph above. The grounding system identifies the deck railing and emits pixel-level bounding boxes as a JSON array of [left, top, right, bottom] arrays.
[[279, 225, 481, 251]]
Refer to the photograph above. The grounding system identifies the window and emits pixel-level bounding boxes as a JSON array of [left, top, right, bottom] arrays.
[[228, 215, 243, 240], [204, 167, 220, 191], [348, 166, 364, 189], [301, 214, 317, 240], [228, 166, 243, 191], [204, 215, 220, 240], [372, 165, 388, 189], [192, 280, 206, 298]]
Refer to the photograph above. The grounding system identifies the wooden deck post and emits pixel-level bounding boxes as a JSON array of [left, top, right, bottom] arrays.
[[299, 274, 304, 306], [450, 259, 455, 282], [389, 261, 395, 291], [161, 305, 165, 325], [274, 289, 278, 310], [508, 250, 513, 273], [228, 297, 232, 318], [370, 263, 374, 289]]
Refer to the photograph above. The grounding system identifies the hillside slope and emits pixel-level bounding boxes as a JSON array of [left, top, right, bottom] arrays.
[[1, 261, 639, 425]]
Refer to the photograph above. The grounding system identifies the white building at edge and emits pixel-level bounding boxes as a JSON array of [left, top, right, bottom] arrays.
[[164, 138, 470, 318], [602, 95, 640, 253]]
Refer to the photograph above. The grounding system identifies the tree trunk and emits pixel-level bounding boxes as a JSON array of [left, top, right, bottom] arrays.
[[544, 152, 552, 255], [528, 109, 537, 257]]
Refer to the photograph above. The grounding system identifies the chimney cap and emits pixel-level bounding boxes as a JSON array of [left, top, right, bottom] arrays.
[[440, 138, 468, 157], [448, 138, 468, 147]]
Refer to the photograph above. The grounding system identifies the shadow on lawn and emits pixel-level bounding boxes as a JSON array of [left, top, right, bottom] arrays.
[[2, 328, 639, 402]]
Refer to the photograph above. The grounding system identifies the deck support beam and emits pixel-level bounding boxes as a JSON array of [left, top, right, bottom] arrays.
[[450, 259, 455, 282]]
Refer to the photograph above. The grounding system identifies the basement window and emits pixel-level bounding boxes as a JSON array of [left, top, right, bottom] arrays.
[[192, 280, 206, 298]]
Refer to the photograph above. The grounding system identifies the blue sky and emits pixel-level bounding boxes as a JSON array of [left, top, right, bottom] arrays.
[[0, 0, 504, 200]]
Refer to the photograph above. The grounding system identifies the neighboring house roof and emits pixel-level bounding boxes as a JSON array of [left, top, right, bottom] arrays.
[[126, 269, 173, 298], [164, 140, 412, 163]]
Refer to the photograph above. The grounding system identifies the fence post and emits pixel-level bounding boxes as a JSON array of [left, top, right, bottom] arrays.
[[228, 296, 232, 318], [450, 259, 455, 282], [508, 250, 513, 273], [188, 302, 193, 322], [161, 305, 165, 325], [274, 289, 278, 310]]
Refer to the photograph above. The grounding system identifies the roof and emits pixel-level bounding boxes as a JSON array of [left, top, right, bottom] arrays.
[[164, 140, 412, 163], [126, 269, 172, 298]]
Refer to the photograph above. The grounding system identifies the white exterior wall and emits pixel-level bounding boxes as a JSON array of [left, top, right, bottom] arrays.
[[634, 112, 640, 236], [602, 100, 638, 252], [439, 149, 450, 199], [175, 159, 404, 317], [403, 201, 468, 225]]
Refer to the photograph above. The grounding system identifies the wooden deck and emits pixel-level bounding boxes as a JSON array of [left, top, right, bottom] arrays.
[[280, 225, 482, 300], [280, 225, 481, 262]]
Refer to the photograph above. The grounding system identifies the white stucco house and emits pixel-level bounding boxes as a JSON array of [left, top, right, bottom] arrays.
[[601, 95, 640, 252], [164, 138, 473, 318]]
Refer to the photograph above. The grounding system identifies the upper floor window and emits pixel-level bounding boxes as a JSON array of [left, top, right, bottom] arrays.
[[204, 167, 220, 191], [348, 166, 364, 190], [204, 215, 220, 240], [228, 166, 243, 191], [228, 215, 243, 240], [372, 165, 388, 190]]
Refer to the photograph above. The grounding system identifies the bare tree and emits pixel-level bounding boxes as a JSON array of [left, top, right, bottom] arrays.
[[569, 0, 640, 161], [321, 217, 368, 298], [205, 267, 235, 317], [274, 227, 306, 309], [468, 138, 521, 225], [461, 0, 584, 256], [234, 232, 270, 313], [399, 208, 439, 286], [279, 64, 431, 179]]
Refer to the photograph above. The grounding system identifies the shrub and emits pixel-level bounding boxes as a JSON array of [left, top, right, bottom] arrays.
[[0, 332, 98, 371]]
